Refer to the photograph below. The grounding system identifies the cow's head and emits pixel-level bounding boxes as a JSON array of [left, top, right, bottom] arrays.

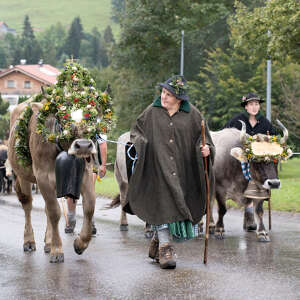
[[67, 108, 99, 158], [230, 120, 292, 190]]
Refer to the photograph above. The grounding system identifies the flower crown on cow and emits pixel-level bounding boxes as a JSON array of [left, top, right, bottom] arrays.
[[230, 120, 293, 163], [36, 60, 114, 143]]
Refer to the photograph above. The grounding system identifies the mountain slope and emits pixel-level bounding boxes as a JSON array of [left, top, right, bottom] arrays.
[[0, 0, 119, 35]]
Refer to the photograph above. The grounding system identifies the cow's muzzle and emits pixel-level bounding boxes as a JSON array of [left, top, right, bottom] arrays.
[[263, 179, 281, 190], [68, 139, 96, 157]]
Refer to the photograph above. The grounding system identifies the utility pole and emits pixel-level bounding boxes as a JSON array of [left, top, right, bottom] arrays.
[[266, 1, 271, 121], [266, 40, 271, 121], [180, 30, 184, 76]]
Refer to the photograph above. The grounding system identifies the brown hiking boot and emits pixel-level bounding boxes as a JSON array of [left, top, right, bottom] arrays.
[[148, 235, 159, 262], [159, 243, 176, 269]]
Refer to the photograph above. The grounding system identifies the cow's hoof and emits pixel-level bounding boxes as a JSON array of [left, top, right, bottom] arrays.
[[144, 231, 154, 239], [50, 253, 64, 263], [209, 225, 216, 235], [73, 238, 87, 255], [215, 228, 225, 240], [244, 223, 257, 232], [44, 244, 51, 254], [257, 232, 270, 242], [120, 224, 128, 231], [23, 241, 36, 252]]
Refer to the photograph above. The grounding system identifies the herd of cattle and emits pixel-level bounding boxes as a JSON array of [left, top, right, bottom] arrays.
[[1, 98, 291, 263]]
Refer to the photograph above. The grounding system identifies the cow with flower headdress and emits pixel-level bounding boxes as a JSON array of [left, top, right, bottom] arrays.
[[8, 60, 114, 263], [210, 120, 292, 242]]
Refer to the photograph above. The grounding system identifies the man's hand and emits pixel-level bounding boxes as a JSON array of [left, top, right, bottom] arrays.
[[99, 165, 106, 178], [201, 144, 210, 157]]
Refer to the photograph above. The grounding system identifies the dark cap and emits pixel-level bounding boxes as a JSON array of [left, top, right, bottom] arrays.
[[241, 92, 264, 107]]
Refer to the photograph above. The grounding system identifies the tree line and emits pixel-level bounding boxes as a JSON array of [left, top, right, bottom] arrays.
[[0, 15, 115, 70]]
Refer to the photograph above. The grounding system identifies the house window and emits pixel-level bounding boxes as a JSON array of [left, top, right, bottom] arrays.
[[7, 80, 15, 88], [7, 97, 17, 105], [24, 81, 31, 89]]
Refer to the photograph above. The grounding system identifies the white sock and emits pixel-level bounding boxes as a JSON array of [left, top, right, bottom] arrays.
[[157, 228, 170, 245]]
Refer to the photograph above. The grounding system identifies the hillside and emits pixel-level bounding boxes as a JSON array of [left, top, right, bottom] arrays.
[[0, 0, 119, 36]]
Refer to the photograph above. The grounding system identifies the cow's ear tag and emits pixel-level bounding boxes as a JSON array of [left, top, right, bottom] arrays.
[[230, 147, 247, 162], [30, 102, 43, 114]]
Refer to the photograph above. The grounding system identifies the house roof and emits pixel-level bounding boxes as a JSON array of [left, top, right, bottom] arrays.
[[0, 64, 60, 85]]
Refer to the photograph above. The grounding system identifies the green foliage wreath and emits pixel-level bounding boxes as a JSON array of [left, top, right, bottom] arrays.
[[36, 60, 114, 143], [14, 60, 114, 166]]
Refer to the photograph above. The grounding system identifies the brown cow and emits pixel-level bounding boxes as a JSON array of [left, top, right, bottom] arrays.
[[8, 99, 98, 263]]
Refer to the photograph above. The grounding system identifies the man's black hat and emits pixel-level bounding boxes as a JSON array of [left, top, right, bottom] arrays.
[[241, 92, 264, 107], [159, 75, 189, 101]]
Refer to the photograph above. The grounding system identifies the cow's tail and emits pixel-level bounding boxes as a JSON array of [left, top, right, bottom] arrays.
[[104, 193, 121, 209]]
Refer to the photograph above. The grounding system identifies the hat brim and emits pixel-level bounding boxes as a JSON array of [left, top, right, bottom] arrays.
[[159, 83, 189, 101], [241, 98, 264, 107]]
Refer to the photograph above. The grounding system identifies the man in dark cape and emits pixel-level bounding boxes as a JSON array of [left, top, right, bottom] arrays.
[[124, 75, 215, 269]]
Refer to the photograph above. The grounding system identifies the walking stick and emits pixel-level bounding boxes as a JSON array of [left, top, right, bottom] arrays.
[[268, 190, 272, 230], [61, 198, 69, 227], [201, 120, 210, 264]]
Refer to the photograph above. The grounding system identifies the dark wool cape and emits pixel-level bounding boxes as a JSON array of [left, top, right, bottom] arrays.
[[124, 97, 215, 225], [225, 112, 276, 136]]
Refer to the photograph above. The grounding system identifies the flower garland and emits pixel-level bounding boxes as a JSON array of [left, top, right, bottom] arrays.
[[243, 135, 292, 163], [15, 104, 34, 166], [14, 60, 114, 166], [168, 75, 188, 95], [14, 93, 48, 166], [36, 60, 114, 143]]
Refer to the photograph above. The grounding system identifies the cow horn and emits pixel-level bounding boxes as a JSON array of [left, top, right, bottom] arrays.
[[41, 86, 46, 95], [276, 119, 288, 144], [239, 120, 249, 143], [104, 84, 111, 95]]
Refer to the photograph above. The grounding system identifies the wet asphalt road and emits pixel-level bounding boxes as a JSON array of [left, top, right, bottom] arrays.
[[0, 195, 299, 300]]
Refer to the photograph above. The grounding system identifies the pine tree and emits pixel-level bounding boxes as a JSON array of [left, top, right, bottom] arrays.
[[0, 93, 9, 115], [111, 0, 125, 23], [21, 15, 43, 64], [64, 17, 83, 59], [90, 28, 103, 67], [103, 25, 115, 44], [0, 45, 7, 68]]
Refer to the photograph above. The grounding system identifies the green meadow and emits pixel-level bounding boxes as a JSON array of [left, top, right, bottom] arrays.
[[0, 0, 119, 35], [96, 158, 300, 213]]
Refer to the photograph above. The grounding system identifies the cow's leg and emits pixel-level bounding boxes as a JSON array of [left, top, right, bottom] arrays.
[[215, 191, 227, 239], [120, 209, 128, 231], [208, 197, 215, 234], [15, 177, 36, 252], [115, 162, 129, 231], [0, 169, 4, 193], [37, 177, 64, 263], [198, 200, 215, 236], [243, 198, 257, 232], [43, 206, 52, 253], [74, 171, 95, 255], [255, 200, 270, 242], [144, 222, 154, 238]]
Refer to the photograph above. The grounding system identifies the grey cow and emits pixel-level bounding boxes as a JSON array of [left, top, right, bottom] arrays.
[[108, 132, 153, 238], [211, 120, 291, 242]]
